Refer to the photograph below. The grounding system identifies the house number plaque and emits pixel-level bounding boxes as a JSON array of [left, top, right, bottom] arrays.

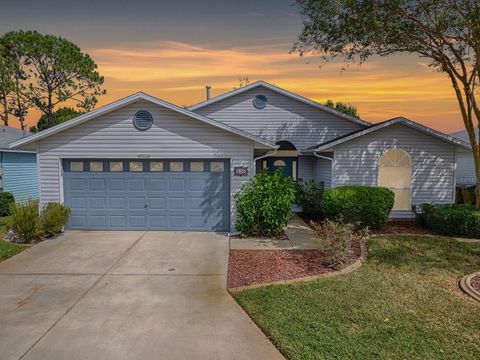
[[234, 166, 248, 177]]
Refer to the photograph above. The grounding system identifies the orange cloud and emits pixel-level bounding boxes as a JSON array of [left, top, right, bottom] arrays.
[[16, 40, 465, 133]]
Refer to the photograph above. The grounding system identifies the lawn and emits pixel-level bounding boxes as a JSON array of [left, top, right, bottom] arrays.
[[234, 235, 480, 360], [0, 216, 26, 262]]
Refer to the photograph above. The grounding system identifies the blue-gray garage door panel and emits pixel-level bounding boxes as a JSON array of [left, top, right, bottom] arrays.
[[63, 160, 229, 231]]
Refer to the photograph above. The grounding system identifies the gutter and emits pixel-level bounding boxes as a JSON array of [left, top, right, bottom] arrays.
[[313, 150, 333, 162], [253, 147, 279, 175]]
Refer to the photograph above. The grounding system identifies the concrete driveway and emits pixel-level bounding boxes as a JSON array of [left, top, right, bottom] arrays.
[[0, 231, 283, 360]]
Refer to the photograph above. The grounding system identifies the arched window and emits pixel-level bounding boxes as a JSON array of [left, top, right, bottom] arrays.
[[378, 148, 412, 210], [273, 160, 286, 167]]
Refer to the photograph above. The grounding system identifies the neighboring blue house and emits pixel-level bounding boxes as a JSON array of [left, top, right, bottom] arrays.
[[0, 126, 38, 202]]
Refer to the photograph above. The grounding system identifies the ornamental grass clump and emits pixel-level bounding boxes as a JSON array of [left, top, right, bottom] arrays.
[[8, 200, 42, 243], [234, 170, 296, 237], [313, 218, 354, 267], [7, 201, 71, 243]]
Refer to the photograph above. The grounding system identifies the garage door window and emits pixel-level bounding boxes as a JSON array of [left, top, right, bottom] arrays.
[[90, 161, 104, 172], [211, 162, 224, 172], [150, 161, 164, 172], [129, 161, 143, 172], [170, 161, 184, 172], [70, 161, 84, 172], [190, 161, 204, 172], [110, 161, 123, 172]]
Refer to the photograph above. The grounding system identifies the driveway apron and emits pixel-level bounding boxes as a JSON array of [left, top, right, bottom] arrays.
[[0, 231, 283, 360]]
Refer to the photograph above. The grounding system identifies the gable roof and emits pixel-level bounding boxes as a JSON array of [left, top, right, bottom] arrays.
[[451, 129, 478, 144], [305, 117, 471, 152], [0, 126, 31, 149], [9, 92, 276, 149], [188, 80, 371, 127]]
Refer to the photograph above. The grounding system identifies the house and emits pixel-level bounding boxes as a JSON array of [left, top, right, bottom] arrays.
[[0, 126, 38, 202], [451, 129, 477, 186], [10, 81, 471, 231]]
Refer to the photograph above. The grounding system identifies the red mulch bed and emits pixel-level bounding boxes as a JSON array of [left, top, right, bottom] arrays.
[[370, 220, 429, 235], [227, 241, 361, 288], [472, 274, 480, 292], [297, 213, 429, 235]]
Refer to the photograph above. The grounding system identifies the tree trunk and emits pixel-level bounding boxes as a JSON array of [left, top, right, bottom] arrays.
[[46, 91, 53, 127], [0, 94, 8, 126], [473, 144, 480, 208]]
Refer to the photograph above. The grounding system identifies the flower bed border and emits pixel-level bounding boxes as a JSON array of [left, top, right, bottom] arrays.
[[371, 233, 480, 244], [459, 272, 480, 302], [228, 239, 367, 293]]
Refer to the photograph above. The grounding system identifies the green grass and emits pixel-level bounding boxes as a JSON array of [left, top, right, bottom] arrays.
[[234, 236, 480, 359], [0, 216, 10, 231], [0, 216, 26, 262]]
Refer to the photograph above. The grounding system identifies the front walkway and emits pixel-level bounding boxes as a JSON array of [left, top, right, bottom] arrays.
[[230, 214, 319, 250], [0, 231, 283, 360]]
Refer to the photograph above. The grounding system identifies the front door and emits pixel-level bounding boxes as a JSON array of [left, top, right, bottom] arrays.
[[267, 157, 296, 178]]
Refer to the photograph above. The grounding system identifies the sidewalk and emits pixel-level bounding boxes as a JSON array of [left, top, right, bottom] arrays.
[[230, 214, 321, 250]]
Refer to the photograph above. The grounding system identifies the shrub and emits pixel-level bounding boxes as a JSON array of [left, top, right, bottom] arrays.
[[323, 186, 395, 229], [8, 200, 42, 242], [40, 202, 71, 237], [296, 179, 324, 218], [312, 218, 354, 267], [414, 203, 480, 238], [0, 192, 15, 216], [234, 170, 296, 237]]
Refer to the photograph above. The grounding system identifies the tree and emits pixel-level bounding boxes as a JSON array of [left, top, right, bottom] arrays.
[[326, 99, 360, 118], [1, 31, 106, 128], [293, 0, 480, 206], [29, 107, 82, 133], [0, 36, 31, 129], [0, 49, 14, 126]]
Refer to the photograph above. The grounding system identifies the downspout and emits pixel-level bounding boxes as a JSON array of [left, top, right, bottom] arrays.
[[228, 146, 278, 237], [313, 149, 334, 188]]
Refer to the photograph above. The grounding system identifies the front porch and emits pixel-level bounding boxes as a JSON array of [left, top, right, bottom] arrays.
[[254, 140, 333, 186]]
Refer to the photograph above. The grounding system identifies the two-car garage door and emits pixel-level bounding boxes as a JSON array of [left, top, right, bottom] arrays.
[[63, 159, 230, 231]]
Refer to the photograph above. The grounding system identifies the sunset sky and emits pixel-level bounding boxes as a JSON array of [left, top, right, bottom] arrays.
[[0, 0, 466, 133]]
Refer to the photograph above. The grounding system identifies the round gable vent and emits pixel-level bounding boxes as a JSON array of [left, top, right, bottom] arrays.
[[253, 94, 268, 109], [133, 110, 153, 131]]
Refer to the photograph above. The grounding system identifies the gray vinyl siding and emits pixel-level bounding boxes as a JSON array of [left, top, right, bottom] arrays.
[[456, 148, 476, 186], [298, 155, 332, 188], [195, 86, 364, 150], [314, 156, 333, 188], [332, 124, 456, 215], [298, 156, 314, 181], [33, 100, 255, 231]]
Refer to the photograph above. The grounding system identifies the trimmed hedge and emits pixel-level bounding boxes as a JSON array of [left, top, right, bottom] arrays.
[[414, 203, 480, 238], [234, 170, 296, 237], [0, 192, 15, 217], [323, 186, 395, 229]]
